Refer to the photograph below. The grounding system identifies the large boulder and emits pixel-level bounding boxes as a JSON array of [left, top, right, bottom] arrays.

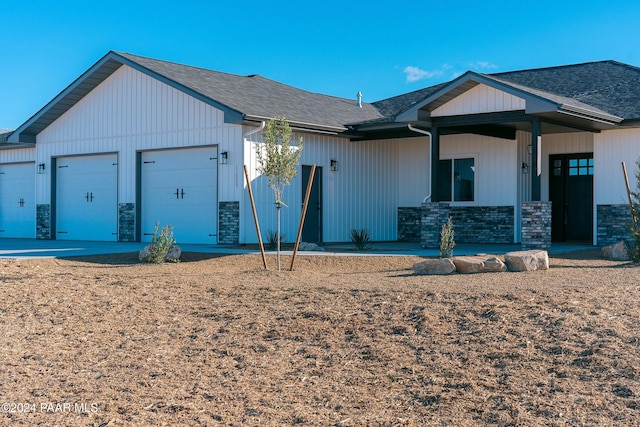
[[452, 256, 507, 274], [602, 241, 629, 261], [413, 258, 456, 275], [452, 256, 485, 274], [298, 242, 324, 252], [483, 257, 508, 273], [504, 250, 549, 272]]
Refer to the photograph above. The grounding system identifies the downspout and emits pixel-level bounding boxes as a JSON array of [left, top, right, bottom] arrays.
[[243, 121, 266, 139], [407, 124, 433, 203]]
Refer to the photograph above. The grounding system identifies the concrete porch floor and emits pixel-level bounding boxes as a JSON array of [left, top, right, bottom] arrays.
[[0, 238, 597, 260]]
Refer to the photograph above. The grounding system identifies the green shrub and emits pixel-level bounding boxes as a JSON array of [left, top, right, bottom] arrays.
[[440, 217, 455, 258], [266, 230, 286, 251], [349, 228, 371, 250], [149, 222, 176, 264]]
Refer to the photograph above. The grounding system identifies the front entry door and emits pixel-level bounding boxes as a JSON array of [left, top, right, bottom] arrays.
[[549, 154, 594, 242], [301, 165, 322, 243]]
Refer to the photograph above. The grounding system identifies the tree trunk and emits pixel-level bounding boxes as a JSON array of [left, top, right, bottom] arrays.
[[276, 201, 281, 271]]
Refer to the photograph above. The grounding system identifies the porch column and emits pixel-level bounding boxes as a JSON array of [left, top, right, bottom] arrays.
[[530, 118, 541, 201], [430, 126, 440, 202]]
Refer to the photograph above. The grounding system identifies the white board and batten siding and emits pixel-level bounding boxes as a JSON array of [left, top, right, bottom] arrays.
[[35, 64, 244, 243], [432, 84, 526, 117], [594, 128, 640, 206], [440, 133, 518, 206], [243, 132, 420, 244]]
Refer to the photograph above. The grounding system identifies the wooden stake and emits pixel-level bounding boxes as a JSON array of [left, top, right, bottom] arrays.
[[622, 162, 637, 227], [244, 165, 268, 269], [290, 164, 316, 271]]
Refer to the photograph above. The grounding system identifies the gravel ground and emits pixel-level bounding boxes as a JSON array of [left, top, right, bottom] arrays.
[[0, 250, 638, 426]]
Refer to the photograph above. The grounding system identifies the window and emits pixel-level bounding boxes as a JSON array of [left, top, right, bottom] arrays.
[[438, 157, 475, 202], [568, 158, 593, 176]]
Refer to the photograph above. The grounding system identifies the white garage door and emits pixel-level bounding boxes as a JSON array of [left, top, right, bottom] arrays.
[[56, 154, 118, 241], [141, 147, 218, 244], [0, 162, 36, 238]]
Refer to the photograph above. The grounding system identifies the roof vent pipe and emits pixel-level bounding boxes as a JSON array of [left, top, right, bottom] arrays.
[[356, 91, 363, 108]]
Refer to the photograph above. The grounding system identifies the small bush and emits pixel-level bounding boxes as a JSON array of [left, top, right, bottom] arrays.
[[149, 222, 176, 264], [440, 217, 455, 258], [350, 228, 371, 250], [266, 230, 286, 251]]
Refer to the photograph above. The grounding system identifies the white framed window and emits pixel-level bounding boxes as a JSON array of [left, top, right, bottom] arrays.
[[438, 156, 476, 202]]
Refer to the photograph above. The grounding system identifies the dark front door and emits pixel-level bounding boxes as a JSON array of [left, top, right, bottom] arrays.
[[549, 154, 594, 242], [301, 165, 322, 243]]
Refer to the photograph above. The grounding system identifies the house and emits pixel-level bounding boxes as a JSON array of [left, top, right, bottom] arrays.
[[1, 51, 639, 248]]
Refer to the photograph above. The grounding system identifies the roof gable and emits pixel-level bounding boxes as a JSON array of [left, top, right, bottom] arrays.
[[430, 83, 526, 117], [393, 69, 623, 126], [9, 51, 383, 143]]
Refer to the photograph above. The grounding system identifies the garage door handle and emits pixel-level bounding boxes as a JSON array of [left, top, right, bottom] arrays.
[[58, 231, 68, 234], [174, 188, 186, 199]]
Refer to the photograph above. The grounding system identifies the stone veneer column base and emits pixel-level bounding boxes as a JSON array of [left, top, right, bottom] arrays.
[[398, 207, 422, 242], [521, 201, 552, 250], [420, 203, 515, 248], [218, 201, 240, 245], [36, 204, 51, 239], [597, 204, 633, 246], [118, 203, 136, 242], [420, 202, 451, 248]]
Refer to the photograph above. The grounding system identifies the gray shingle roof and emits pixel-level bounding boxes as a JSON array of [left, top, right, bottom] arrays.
[[9, 52, 640, 144], [489, 60, 640, 121], [371, 60, 640, 124], [116, 52, 384, 130]]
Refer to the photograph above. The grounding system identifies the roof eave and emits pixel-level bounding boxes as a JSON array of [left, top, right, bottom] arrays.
[[557, 104, 623, 125], [243, 115, 347, 134]]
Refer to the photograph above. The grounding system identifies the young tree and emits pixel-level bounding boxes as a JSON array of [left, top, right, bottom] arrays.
[[628, 159, 640, 262], [255, 116, 303, 270]]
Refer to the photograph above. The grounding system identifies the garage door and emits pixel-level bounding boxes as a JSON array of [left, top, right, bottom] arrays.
[[141, 147, 218, 244], [56, 154, 118, 241], [0, 162, 36, 238]]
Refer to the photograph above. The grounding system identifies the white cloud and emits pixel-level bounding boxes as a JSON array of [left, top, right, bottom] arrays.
[[403, 66, 443, 83], [468, 61, 498, 71], [403, 61, 499, 84]]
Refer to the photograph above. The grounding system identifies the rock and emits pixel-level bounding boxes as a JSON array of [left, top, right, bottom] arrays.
[[483, 257, 507, 273], [165, 245, 182, 262], [139, 244, 181, 262], [452, 256, 485, 274], [298, 242, 324, 251], [138, 245, 152, 262], [602, 241, 629, 261], [504, 250, 549, 272], [413, 258, 456, 275], [452, 256, 507, 274]]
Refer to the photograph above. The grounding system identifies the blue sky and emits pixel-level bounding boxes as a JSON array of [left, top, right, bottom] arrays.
[[2, 0, 640, 131]]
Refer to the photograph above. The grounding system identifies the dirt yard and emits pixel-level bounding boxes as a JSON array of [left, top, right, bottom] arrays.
[[0, 250, 638, 426]]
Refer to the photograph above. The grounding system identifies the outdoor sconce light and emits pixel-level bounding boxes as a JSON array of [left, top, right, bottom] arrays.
[[219, 151, 228, 164], [38, 163, 46, 174], [330, 159, 339, 171], [522, 162, 529, 174]]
